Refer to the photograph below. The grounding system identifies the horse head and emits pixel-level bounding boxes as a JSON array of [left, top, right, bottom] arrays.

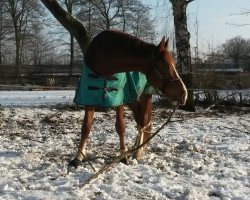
[[146, 37, 188, 106]]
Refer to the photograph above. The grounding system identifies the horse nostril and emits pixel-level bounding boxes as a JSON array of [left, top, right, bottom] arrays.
[[172, 101, 179, 106]]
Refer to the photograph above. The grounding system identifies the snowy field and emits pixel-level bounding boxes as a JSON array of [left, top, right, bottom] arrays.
[[0, 90, 75, 107], [0, 91, 249, 200]]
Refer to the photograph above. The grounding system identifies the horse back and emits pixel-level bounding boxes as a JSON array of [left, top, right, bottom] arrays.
[[84, 30, 153, 76]]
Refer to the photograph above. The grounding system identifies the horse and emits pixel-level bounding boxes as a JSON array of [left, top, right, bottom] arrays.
[[69, 30, 187, 167]]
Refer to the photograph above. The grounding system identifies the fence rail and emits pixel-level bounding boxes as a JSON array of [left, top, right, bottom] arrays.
[[0, 64, 250, 89], [190, 73, 250, 90], [0, 64, 81, 86], [1, 64, 249, 106]]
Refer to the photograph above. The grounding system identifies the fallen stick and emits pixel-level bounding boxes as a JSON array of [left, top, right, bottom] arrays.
[[205, 91, 240, 110], [223, 127, 249, 135], [80, 105, 178, 188]]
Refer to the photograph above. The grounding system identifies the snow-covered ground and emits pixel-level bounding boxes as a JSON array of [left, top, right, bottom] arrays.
[[0, 91, 249, 200], [0, 90, 75, 107]]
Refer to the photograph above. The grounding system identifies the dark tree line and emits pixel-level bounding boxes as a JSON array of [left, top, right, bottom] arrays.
[[203, 36, 250, 72], [222, 36, 250, 72], [0, 0, 67, 68]]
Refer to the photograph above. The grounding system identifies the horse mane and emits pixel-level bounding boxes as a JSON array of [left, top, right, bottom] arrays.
[[85, 30, 154, 58], [97, 30, 152, 48]]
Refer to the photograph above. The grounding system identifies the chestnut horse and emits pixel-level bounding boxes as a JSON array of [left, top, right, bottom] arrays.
[[69, 30, 187, 167]]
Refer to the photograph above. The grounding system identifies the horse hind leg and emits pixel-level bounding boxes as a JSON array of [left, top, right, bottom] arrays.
[[69, 106, 95, 168], [115, 105, 129, 164]]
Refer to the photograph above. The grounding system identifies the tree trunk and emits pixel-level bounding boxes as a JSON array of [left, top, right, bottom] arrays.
[[65, 0, 74, 77], [170, 0, 196, 111], [14, 24, 21, 77], [0, 5, 3, 65], [70, 34, 74, 76]]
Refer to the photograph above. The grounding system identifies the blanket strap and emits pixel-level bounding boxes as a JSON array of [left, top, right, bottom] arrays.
[[88, 73, 118, 81], [88, 86, 118, 92]]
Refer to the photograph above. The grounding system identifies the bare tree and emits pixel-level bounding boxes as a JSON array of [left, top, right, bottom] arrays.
[[23, 23, 45, 65], [243, 39, 250, 72], [60, 0, 82, 75], [169, 0, 195, 111], [0, 2, 7, 80], [3, 0, 43, 75], [121, 0, 155, 42], [76, 0, 122, 35], [41, 0, 90, 55], [76, 0, 155, 42], [88, 0, 122, 30], [222, 36, 247, 65], [76, 0, 100, 38], [222, 36, 250, 72], [40, 0, 156, 67], [0, 0, 7, 65], [228, 9, 250, 27], [0, 3, 5, 65]]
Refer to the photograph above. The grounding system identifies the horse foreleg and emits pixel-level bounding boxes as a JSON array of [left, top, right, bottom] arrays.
[[134, 94, 152, 160], [69, 106, 95, 168], [140, 94, 152, 144], [115, 105, 128, 163]]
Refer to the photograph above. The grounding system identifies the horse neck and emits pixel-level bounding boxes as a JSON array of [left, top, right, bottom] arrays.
[[116, 43, 155, 74]]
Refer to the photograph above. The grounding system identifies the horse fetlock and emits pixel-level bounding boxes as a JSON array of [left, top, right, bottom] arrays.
[[76, 150, 86, 161], [120, 146, 128, 154], [135, 147, 145, 160]]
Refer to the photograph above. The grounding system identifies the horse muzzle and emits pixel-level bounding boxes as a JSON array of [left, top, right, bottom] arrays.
[[163, 79, 188, 106]]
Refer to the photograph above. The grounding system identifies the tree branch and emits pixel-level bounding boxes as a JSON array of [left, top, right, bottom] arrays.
[[40, 0, 90, 53], [226, 22, 250, 27], [186, 0, 195, 4]]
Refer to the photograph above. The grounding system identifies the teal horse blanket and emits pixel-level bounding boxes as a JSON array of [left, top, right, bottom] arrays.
[[74, 62, 153, 107]]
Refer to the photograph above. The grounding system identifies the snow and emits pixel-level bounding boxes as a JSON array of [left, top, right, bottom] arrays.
[[0, 91, 249, 200], [0, 90, 75, 107]]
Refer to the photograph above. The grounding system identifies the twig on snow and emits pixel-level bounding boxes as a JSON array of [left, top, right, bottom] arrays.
[[237, 118, 250, 132], [20, 135, 46, 143], [80, 105, 179, 188], [205, 91, 241, 110], [223, 127, 249, 135]]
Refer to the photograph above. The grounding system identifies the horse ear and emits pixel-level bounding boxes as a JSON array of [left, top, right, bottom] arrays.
[[159, 36, 169, 49], [165, 37, 169, 48], [160, 36, 165, 47], [157, 36, 166, 51]]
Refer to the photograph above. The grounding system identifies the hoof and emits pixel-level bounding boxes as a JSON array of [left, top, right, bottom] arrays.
[[68, 158, 82, 168], [120, 158, 129, 165], [134, 147, 145, 161]]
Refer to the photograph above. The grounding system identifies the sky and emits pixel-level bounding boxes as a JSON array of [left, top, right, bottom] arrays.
[[146, 0, 250, 52]]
